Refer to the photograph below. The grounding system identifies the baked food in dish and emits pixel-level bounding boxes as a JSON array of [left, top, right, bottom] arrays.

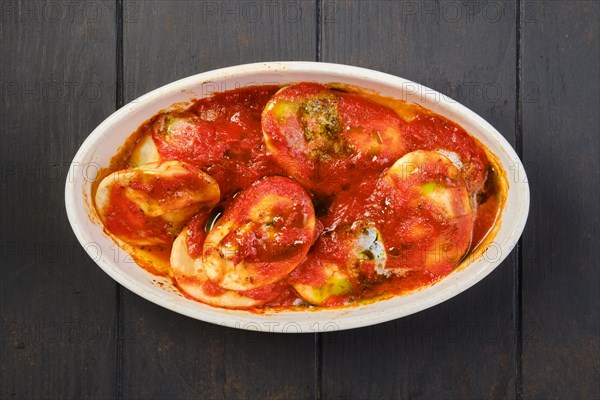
[[93, 83, 505, 310]]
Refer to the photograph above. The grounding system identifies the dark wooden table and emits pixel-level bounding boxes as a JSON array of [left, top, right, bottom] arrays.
[[1, 1, 598, 399]]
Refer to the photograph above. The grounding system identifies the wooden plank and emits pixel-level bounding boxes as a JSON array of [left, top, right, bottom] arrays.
[[123, 0, 317, 97], [0, 1, 118, 398], [320, 1, 519, 398], [121, 1, 317, 399], [521, 1, 599, 398]]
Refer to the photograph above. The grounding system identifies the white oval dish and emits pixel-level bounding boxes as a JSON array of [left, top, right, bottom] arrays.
[[65, 62, 529, 333]]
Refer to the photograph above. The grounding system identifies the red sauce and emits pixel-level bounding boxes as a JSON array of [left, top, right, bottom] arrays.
[[152, 86, 284, 199], [103, 163, 216, 246], [402, 113, 489, 193], [186, 212, 209, 258], [127, 169, 205, 205], [239, 280, 289, 301], [104, 184, 174, 244], [100, 83, 505, 310], [261, 82, 409, 195], [201, 279, 228, 297]]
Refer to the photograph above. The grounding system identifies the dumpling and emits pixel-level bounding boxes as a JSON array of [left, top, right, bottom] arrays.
[[262, 83, 408, 194], [202, 176, 317, 291], [171, 219, 286, 308], [130, 133, 160, 166], [379, 150, 474, 276], [290, 221, 387, 306], [95, 160, 220, 246], [403, 113, 490, 193]]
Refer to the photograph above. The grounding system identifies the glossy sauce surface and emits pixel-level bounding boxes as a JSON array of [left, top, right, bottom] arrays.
[[95, 83, 505, 310]]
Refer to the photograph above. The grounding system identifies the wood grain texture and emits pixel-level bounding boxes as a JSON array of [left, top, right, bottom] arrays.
[[521, 1, 600, 399], [320, 1, 518, 398], [0, 1, 118, 398], [2, 1, 599, 399], [120, 1, 317, 399], [123, 0, 317, 98]]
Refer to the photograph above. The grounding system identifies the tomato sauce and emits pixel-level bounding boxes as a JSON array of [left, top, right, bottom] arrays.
[[261, 83, 410, 195], [104, 184, 174, 244], [98, 83, 505, 311], [402, 113, 489, 193], [153, 86, 285, 200]]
